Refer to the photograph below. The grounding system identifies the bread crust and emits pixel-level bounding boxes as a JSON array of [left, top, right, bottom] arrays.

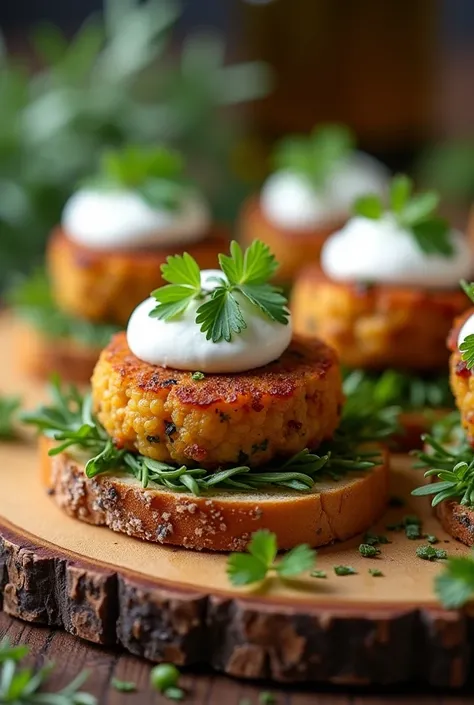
[[434, 499, 474, 547], [40, 436, 389, 551], [14, 319, 100, 384], [239, 196, 342, 283], [292, 265, 468, 370], [47, 226, 229, 326], [92, 332, 344, 468]]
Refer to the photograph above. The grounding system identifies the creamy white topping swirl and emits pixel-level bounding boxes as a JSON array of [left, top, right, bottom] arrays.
[[321, 214, 472, 289], [260, 152, 389, 230], [127, 270, 293, 373], [62, 188, 210, 250]]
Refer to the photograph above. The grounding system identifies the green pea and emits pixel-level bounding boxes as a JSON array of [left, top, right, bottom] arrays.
[[150, 663, 180, 693]]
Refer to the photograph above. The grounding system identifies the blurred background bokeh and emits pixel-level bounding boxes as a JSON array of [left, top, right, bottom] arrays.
[[1, 0, 474, 287]]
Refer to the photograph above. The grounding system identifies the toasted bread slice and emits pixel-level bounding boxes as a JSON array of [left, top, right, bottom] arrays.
[[435, 500, 474, 547], [40, 437, 389, 552]]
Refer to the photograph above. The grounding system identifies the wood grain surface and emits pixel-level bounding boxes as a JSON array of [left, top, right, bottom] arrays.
[[0, 611, 471, 704]]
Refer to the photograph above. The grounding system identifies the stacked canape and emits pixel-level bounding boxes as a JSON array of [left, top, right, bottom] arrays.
[[25, 241, 390, 551], [13, 146, 227, 383], [292, 175, 474, 445], [239, 124, 389, 284], [412, 282, 474, 545]]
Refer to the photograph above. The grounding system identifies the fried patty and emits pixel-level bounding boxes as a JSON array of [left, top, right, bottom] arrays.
[[239, 196, 342, 284], [292, 265, 469, 371], [91, 332, 343, 469], [448, 309, 474, 443], [47, 227, 228, 326]]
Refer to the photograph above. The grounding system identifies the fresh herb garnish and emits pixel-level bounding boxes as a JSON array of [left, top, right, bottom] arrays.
[[343, 366, 454, 413], [191, 371, 205, 381], [22, 376, 389, 496], [405, 523, 422, 540], [363, 532, 391, 546], [359, 543, 380, 558], [0, 636, 96, 704], [0, 395, 21, 439], [9, 269, 121, 347], [111, 678, 137, 693], [334, 565, 357, 576], [227, 530, 316, 586], [416, 545, 447, 561], [425, 535, 439, 545], [435, 552, 474, 608], [354, 174, 453, 257], [458, 280, 474, 369], [150, 663, 184, 701], [310, 570, 327, 579], [150, 240, 289, 343], [273, 124, 355, 188], [369, 568, 384, 577], [84, 145, 188, 211], [412, 419, 474, 507]]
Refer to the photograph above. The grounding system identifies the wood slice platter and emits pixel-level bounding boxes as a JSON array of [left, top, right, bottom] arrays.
[[1, 315, 474, 688]]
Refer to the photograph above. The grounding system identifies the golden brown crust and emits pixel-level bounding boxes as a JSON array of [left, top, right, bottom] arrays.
[[292, 265, 469, 370], [47, 226, 229, 326], [448, 308, 474, 443], [238, 196, 342, 283], [13, 319, 100, 384], [92, 332, 344, 469], [40, 436, 389, 551], [434, 499, 474, 547]]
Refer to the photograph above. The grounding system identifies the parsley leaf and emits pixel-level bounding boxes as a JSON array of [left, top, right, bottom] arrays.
[[460, 334, 474, 371], [274, 124, 355, 188], [149, 240, 289, 343], [435, 554, 474, 608], [352, 173, 453, 257], [227, 530, 316, 586]]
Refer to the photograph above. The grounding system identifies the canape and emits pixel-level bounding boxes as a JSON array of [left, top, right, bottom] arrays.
[[239, 124, 389, 284], [292, 175, 474, 446], [11, 146, 227, 382], [24, 241, 390, 551], [412, 283, 474, 545]]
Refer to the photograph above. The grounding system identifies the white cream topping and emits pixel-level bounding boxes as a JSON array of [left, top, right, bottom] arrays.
[[127, 270, 292, 373], [458, 314, 474, 348], [260, 151, 389, 230], [62, 187, 210, 250], [321, 214, 473, 289]]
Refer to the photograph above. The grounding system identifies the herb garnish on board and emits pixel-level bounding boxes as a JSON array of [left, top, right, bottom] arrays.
[[84, 144, 189, 211], [150, 240, 290, 343], [458, 280, 474, 370], [22, 375, 394, 497], [273, 124, 355, 188], [354, 174, 453, 257]]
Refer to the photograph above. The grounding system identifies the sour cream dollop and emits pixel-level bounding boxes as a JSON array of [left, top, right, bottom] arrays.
[[321, 214, 473, 289], [127, 270, 292, 373], [62, 188, 210, 250], [458, 315, 474, 348], [260, 152, 389, 230]]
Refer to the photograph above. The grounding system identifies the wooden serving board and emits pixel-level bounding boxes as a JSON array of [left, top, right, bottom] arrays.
[[0, 315, 473, 688]]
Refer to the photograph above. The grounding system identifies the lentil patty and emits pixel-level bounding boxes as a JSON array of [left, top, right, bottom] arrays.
[[448, 309, 474, 444], [47, 226, 228, 326], [292, 265, 468, 371], [91, 332, 343, 469], [239, 196, 342, 284]]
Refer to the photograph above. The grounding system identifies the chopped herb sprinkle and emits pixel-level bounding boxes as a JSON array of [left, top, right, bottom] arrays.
[[363, 532, 391, 546], [405, 523, 422, 540], [359, 543, 381, 558], [416, 545, 448, 562], [310, 570, 327, 579], [334, 565, 357, 576], [425, 534, 439, 545], [192, 371, 205, 381], [369, 568, 384, 577], [111, 678, 137, 692]]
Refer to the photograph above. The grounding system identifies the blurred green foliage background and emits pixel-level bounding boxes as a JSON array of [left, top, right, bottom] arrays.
[[0, 0, 271, 285]]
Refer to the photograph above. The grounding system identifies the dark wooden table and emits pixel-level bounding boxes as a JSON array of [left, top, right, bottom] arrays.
[[1, 612, 471, 705]]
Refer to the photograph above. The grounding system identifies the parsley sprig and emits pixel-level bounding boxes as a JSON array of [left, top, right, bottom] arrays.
[[273, 124, 355, 188], [0, 637, 96, 704], [459, 280, 474, 370], [150, 240, 290, 343], [22, 377, 392, 497], [412, 413, 474, 506], [84, 145, 188, 210], [227, 530, 316, 586], [354, 174, 453, 257], [435, 552, 474, 608]]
